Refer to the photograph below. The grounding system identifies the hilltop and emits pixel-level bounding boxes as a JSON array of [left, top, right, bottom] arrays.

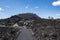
[[0, 13, 40, 26]]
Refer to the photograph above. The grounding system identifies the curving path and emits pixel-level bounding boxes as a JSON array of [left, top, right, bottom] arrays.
[[16, 26, 33, 40]]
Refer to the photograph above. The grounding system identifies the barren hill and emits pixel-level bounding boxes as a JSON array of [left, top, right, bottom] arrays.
[[0, 13, 60, 40]]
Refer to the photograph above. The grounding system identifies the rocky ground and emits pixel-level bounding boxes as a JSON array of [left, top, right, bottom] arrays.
[[0, 13, 60, 40]]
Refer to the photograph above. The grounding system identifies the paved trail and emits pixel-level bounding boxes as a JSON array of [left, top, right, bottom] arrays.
[[16, 26, 33, 40]]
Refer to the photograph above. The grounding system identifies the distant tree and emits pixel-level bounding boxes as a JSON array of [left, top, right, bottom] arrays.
[[48, 16, 50, 19], [48, 16, 54, 19]]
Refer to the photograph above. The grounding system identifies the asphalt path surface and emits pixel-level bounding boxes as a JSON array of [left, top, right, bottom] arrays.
[[16, 26, 33, 40]]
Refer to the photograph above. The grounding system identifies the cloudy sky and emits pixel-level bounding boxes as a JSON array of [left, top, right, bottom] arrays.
[[0, 0, 60, 19]]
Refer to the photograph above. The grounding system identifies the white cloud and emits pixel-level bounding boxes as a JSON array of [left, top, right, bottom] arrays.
[[0, 8, 4, 11], [35, 6, 39, 9], [56, 14, 60, 16], [25, 6, 29, 9], [52, 0, 60, 6]]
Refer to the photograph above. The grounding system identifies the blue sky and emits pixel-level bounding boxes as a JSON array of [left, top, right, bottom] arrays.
[[0, 0, 60, 19]]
